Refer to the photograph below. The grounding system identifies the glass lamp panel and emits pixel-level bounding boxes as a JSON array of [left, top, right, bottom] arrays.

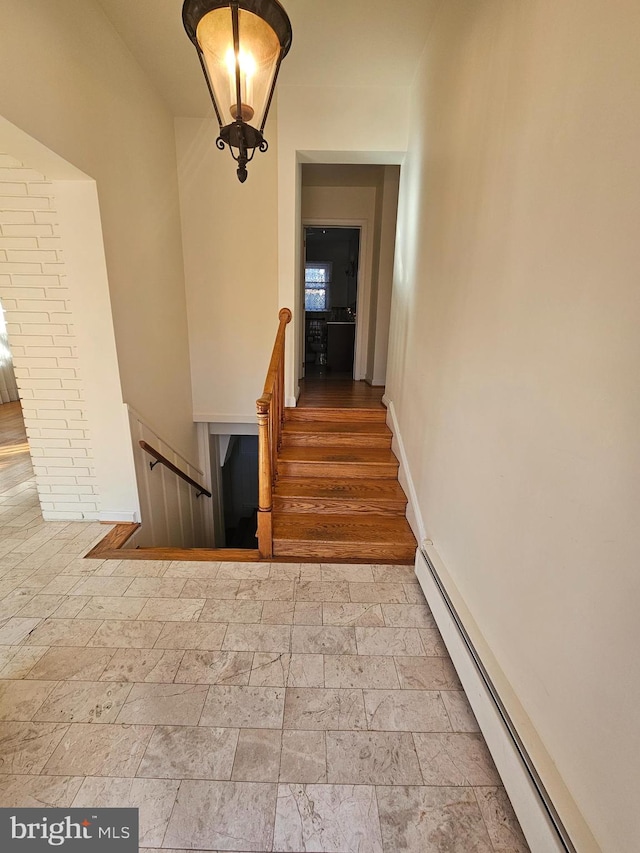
[[197, 7, 280, 128]]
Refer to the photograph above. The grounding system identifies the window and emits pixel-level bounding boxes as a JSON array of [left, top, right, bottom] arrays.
[[305, 262, 331, 312]]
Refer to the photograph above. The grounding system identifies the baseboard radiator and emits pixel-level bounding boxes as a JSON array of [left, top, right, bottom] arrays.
[[417, 546, 577, 853]]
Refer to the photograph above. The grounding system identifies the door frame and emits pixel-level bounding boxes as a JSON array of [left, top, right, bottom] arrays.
[[301, 218, 371, 380]]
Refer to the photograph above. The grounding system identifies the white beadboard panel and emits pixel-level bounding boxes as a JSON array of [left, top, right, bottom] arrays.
[[127, 406, 212, 549]]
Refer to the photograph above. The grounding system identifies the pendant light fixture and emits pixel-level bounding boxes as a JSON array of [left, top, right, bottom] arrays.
[[182, 0, 293, 182]]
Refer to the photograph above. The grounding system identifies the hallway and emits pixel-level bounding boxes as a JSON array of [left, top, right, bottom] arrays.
[[0, 406, 528, 852], [297, 374, 385, 409]]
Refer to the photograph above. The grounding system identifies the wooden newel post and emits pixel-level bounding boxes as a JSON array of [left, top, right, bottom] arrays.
[[256, 400, 273, 558], [256, 308, 292, 560]]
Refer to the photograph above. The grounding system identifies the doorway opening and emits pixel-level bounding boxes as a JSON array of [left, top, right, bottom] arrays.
[[220, 435, 259, 548], [304, 226, 360, 379]]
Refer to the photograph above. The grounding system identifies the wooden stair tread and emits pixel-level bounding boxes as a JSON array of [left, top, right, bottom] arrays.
[[272, 512, 417, 563], [285, 406, 386, 423], [278, 447, 398, 464], [283, 421, 390, 436], [274, 478, 406, 500], [273, 513, 416, 545]]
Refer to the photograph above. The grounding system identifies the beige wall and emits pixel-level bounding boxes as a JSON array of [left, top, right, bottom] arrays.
[[387, 1, 640, 850], [0, 0, 196, 460], [175, 117, 279, 423]]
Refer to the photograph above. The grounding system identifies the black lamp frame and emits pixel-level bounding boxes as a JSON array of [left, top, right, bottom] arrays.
[[183, 0, 292, 182]]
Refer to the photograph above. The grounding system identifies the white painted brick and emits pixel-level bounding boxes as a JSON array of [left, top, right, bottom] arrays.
[[0, 211, 35, 224], [0, 287, 47, 300], [0, 262, 42, 274], [13, 275, 61, 287], [1, 223, 53, 237], [49, 485, 96, 495], [42, 511, 85, 521], [6, 250, 59, 263], [23, 346, 74, 358], [6, 311, 50, 323], [41, 448, 89, 459], [9, 335, 54, 346], [1, 174, 98, 519], [34, 212, 58, 225], [52, 336, 76, 348], [37, 237, 62, 249], [0, 155, 24, 168], [0, 237, 38, 248], [26, 183, 53, 197], [45, 468, 93, 478], [0, 195, 50, 210], [37, 458, 82, 468], [23, 399, 77, 412], [18, 378, 62, 389], [14, 359, 60, 371], [31, 389, 81, 401], [28, 366, 77, 377], [0, 168, 46, 182], [28, 438, 71, 449], [26, 419, 69, 430], [0, 183, 28, 196], [15, 299, 67, 312]]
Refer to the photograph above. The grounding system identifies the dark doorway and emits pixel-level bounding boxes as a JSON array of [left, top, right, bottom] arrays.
[[304, 227, 360, 377], [221, 435, 259, 548]]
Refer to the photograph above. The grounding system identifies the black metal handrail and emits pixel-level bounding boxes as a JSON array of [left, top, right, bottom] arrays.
[[139, 440, 212, 498]]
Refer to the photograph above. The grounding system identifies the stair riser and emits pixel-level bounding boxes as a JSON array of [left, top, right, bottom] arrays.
[[286, 409, 386, 423], [277, 461, 399, 480], [273, 497, 407, 516], [273, 539, 415, 563], [282, 433, 391, 449]]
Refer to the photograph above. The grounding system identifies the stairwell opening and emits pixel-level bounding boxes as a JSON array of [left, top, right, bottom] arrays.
[[219, 435, 259, 549]]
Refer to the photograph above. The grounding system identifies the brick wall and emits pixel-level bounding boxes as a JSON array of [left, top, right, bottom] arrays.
[[0, 154, 99, 520]]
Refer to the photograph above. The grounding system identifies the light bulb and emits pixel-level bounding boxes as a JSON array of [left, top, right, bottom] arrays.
[[224, 47, 256, 122]]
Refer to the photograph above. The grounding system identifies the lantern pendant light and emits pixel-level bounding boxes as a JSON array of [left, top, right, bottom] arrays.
[[182, 0, 293, 182]]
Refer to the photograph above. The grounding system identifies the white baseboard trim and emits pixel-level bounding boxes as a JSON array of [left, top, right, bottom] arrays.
[[383, 395, 426, 543], [99, 510, 139, 524], [416, 545, 594, 853]]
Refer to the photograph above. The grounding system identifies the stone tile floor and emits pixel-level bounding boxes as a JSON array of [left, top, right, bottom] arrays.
[[0, 476, 530, 852]]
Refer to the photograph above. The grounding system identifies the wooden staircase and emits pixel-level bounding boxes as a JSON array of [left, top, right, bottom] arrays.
[[271, 405, 417, 563]]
